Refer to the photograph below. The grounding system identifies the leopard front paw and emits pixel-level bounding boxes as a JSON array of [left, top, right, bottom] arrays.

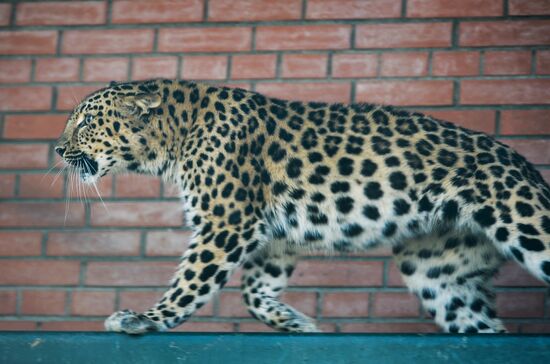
[[104, 309, 162, 335]]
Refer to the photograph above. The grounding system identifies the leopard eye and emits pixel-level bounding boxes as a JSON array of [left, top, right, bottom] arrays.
[[81, 114, 93, 127]]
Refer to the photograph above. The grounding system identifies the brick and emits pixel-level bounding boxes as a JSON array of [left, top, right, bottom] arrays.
[[219, 291, 316, 317], [231, 54, 276, 80], [69, 175, 114, 199], [86, 262, 175, 286], [493, 261, 545, 287], [484, 51, 531, 75], [117, 290, 213, 316], [0, 202, 85, 228], [372, 292, 420, 317], [341, 322, 438, 333], [356, 80, 453, 106], [322, 292, 369, 317], [115, 174, 161, 198], [63, 29, 154, 54], [240, 322, 336, 333], [281, 54, 328, 79], [499, 139, 550, 165], [158, 28, 251, 53], [174, 322, 234, 332], [0, 86, 52, 111], [432, 51, 480, 76], [520, 323, 550, 334], [332, 54, 378, 78], [0, 144, 49, 169], [209, 0, 301, 21], [145, 230, 192, 256], [407, 0, 502, 17], [381, 52, 428, 77], [47, 231, 140, 256], [461, 80, 550, 105], [537, 50, 550, 74], [0, 3, 10, 26], [256, 82, 351, 103], [56, 85, 102, 111], [496, 292, 546, 318], [19, 174, 64, 198], [500, 110, 550, 135], [0, 232, 42, 256], [509, 0, 550, 15], [35, 58, 80, 82], [40, 321, 104, 331], [16, 1, 106, 25], [132, 56, 179, 80], [0, 175, 16, 198], [540, 170, 550, 185], [182, 56, 228, 80], [71, 291, 115, 316], [21, 290, 66, 315], [112, 0, 202, 23], [0, 261, 80, 285], [307, 0, 401, 19], [356, 23, 451, 49], [388, 262, 407, 287], [0, 321, 37, 331], [289, 260, 383, 287], [423, 110, 495, 134], [461, 20, 550, 46], [163, 183, 181, 198], [256, 25, 351, 51], [0, 31, 57, 55], [0, 291, 17, 314], [0, 59, 31, 83], [4, 114, 67, 140], [83, 58, 129, 82], [90, 202, 183, 227]]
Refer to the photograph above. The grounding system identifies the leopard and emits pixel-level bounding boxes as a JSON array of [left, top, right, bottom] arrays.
[[55, 79, 550, 335]]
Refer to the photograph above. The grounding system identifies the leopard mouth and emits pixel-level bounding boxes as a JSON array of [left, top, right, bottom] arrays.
[[65, 154, 99, 180]]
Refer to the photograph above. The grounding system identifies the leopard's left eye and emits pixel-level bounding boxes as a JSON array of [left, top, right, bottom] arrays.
[[81, 114, 93, 127]]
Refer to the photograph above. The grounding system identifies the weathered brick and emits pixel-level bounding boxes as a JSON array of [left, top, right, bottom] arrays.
[[231, 54, 277, 79], [332, 54, 378, 78], [0, 232, 42, 256], [460, 20, 550, 46], [16, 1, 106, 25], [340, 322, 438, 333], [496, 292, 546, 318], [182, 55, 228, 80], [3, 114, 67, 140], [173, 322, 234, 332], [0, 322, 37, 331], [356, 23, 452, 48], [256, 25, 351, 51], [499, 139, 550, 164], [388, 262, 407, 287], [90, 202, 183, 227], [407, 0, 502, 17], [0, 3, 10, 26], [322, 292, 369, 317], [115, 174, 161, 198], [145, 230, 192, 256], [118, 290, 214, 316], [56, 85, 102, 111], [209, 0, 301, 21], [63, 29, 155, 54], [500, 110, 550, 135], [289, 260, 383, 286], [35, 58, 80, 82], [509, 0, 550, 15], [0, 86, 52, 111], [281, 54, 328, 78], [47, 231, 141, 256], [537, 50, 550, 74], [307, 0, 401, 19], [40, 321, 104, 331], [21, 290, 66, 315], [71, 291, 116, 316], [423, 110, 495, 134], [83, 57, 129, 82], [255, 82, 351, 103], [0, 175, 16, 198], [0, 59, 31, 83], [0, 202, 85, 227], [69, 174, 114, 199], [0, 31, 57, 55], [0, 261, 80, 285], [380, 52, 428, 77], [461, 80, 550, 105], [219, 291, 316, 317], [493, 261, 545, 287], [112, 0, 203, 23], [85, 262, 175, 286], [0, 144, 49, 169], [158, 28, 252, 53], [356, 80, 453, 106], [484, 51, 531, 75], [371, 292, 420, 317], [132, 56, 179, 80], [520, 323, 550, 334], [0, 291, 17, 314], [19, 173, 64, 198], [432, 51, 480, 76]]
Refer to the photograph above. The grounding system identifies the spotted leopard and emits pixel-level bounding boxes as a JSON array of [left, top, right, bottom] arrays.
[[56, 79, 550, 334]]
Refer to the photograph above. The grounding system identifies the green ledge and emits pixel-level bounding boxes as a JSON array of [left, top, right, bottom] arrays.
[[1, 332, 549, 364]]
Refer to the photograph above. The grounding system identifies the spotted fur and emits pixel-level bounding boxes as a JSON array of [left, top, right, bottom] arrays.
[[56, 79, 550, 334]]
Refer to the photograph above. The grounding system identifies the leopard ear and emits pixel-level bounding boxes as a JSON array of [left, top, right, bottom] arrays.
[[121, 93, 161, 116], [109, 81, 118, 87]]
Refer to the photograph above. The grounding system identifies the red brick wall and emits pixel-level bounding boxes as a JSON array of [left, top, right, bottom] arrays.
[[0, 0, 549, 333]]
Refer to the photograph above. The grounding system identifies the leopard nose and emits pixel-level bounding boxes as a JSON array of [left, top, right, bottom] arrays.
[[55, 146, 66, 157]]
